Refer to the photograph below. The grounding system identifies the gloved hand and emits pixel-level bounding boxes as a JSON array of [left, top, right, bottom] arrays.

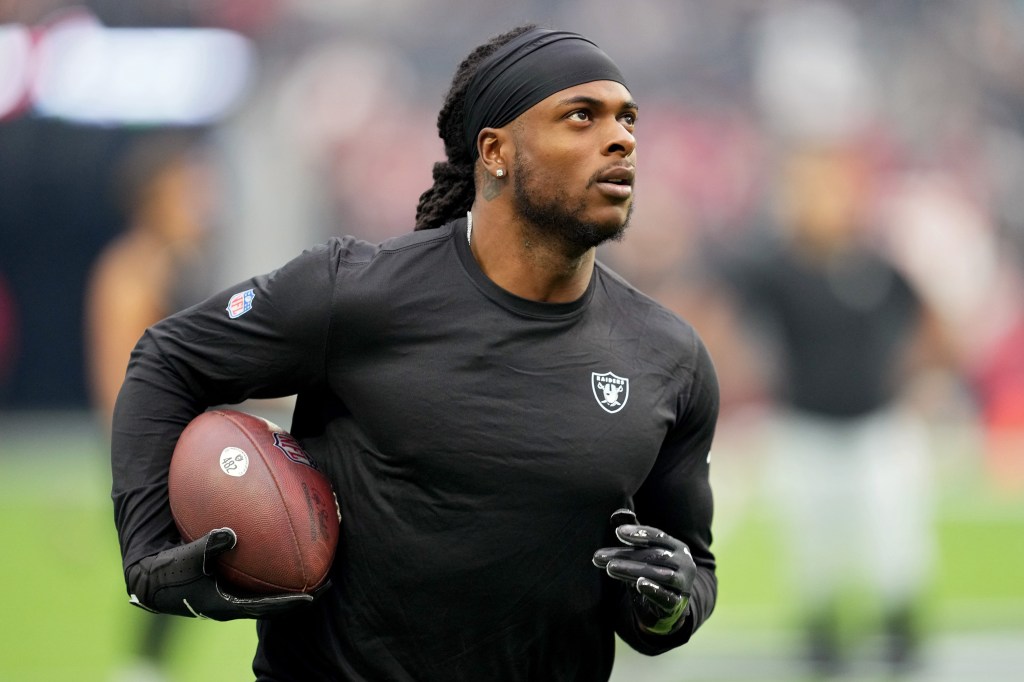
[[592, 509, 696, 635], [126, 528, 322, 621]]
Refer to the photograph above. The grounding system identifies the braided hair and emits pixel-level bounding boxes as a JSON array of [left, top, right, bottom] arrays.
[[414, 24, 536, 231]]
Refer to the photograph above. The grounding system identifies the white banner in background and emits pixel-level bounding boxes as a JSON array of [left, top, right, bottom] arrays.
[[0, 11, 254, 125]]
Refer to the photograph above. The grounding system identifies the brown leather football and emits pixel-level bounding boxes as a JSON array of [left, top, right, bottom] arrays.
[[168, 409, 339, 594]]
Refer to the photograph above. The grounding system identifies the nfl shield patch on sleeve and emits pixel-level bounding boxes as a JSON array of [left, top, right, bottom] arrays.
[[226, 289, 256, 318]]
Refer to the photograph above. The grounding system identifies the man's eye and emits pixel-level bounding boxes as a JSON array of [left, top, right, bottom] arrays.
[[620, 113, 637, 126], [568, 111, 591, 122]]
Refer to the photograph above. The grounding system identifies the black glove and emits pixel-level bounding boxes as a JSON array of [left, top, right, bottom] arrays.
[[592, 509, 696, 635], [126, 528, 321, 621]]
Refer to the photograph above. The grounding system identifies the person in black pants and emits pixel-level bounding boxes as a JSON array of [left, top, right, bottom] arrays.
[[713, 141, 942, 678]]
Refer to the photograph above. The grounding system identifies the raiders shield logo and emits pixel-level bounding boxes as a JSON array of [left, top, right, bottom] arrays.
[[592, 371, 629, 414]]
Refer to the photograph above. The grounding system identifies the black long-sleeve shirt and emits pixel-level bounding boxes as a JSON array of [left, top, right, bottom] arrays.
[[111, 218, 719, 681]]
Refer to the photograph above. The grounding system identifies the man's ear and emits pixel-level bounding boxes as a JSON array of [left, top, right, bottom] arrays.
[[478, 127, 509, 179]]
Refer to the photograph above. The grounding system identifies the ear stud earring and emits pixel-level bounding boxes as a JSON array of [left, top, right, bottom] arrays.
[[495, 169, 505, 178]]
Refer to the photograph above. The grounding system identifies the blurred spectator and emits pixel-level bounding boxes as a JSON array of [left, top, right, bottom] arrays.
[[85, 130, 218, 416], [84, 130, 219, 681], [709, 141, 953, 678]]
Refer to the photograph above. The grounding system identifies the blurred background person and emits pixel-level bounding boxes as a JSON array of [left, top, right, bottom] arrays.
[[86, 130, 218, 418], [84, 130, 220, 682], [707, 138, 955, 678]]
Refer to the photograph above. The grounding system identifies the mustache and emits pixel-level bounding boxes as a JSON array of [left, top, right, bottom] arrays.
[[586, 162, 636, 188]]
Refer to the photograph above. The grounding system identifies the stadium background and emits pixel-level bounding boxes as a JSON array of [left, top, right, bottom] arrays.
[[1, 1, 1023, 680]]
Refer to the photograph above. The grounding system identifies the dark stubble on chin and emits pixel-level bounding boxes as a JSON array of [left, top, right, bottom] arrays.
[[511, 153, 632, 256]]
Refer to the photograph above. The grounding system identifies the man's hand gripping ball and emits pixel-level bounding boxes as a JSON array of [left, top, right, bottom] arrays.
[[592, 509, 696, 635], [127, 528, 321, 621]]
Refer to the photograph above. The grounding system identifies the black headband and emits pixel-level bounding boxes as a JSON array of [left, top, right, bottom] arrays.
[[462, 28, 627, 159]]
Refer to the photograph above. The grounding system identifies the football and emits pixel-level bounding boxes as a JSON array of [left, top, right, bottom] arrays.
[[168, 409, 340, 595]]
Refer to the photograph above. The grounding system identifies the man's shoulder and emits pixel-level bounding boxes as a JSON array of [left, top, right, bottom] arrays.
[[325, 224, 456, 267], [380, 223, 457, 253], [595, 261, 701, 346]]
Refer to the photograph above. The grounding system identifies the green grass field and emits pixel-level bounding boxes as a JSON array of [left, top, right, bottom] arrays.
[[1, 415, 1022, 681]]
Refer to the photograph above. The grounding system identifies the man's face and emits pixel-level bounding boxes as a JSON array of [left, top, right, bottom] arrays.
[[508, 80, 637, 253]]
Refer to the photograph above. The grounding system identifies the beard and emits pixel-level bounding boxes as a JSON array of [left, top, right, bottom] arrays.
[[511, 153, 632, 255]]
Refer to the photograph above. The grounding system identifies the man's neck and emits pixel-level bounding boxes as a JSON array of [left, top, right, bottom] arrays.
[[467, 206, 595, 303]]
